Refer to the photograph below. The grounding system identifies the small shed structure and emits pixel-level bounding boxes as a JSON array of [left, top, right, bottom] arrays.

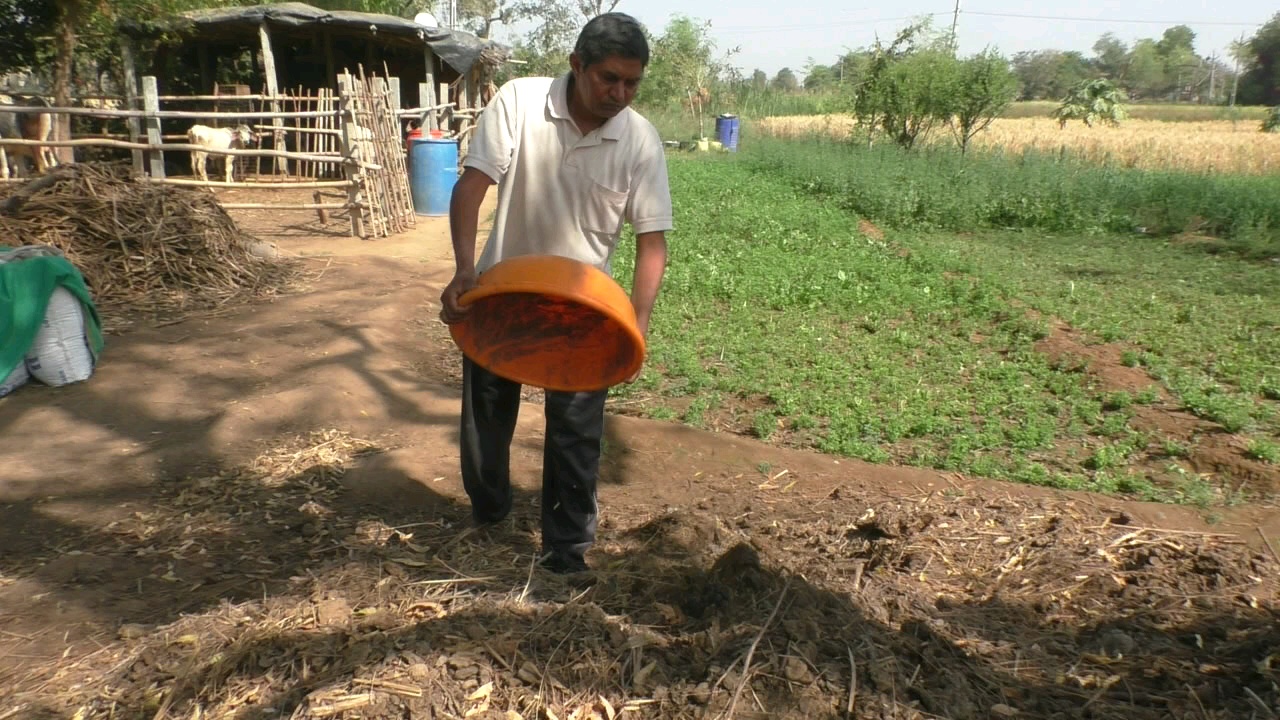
[[120, 2, 507, 118]]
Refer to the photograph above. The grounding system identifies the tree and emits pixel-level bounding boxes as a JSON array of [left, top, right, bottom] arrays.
[[1092, 33, 1128, 80], [945, 50, 1018, 154], [803, 61, 835, 91], [1011, 50, 1091, 100], [1154, 25, 1199, 100], [0, 0, 58, 78], [1053, 78, 1128, 128], [771, 67, 798, 92], [643, 15, 736, 135], [1156, 25, 1196, 59], [1123, 39, 1166, 98], [750, 69, 767, 91], [852, 23, 958, 149], [833, 50, 871, 87], [499, 0, 630, 78], [458, 0, 526, 38], [571, 0, 620, 17], [502, 0, 601, 77], [308, 0, 434, 15], [1239, 12, 1280, 106]]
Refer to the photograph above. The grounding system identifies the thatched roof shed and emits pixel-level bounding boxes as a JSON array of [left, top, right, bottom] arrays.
[[121, 2, 509, 108]]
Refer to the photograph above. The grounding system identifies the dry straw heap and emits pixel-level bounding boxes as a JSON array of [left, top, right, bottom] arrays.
[[0, 161, 297, 320]]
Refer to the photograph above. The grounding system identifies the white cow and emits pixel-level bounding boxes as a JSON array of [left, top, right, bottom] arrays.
[[187, 123, 257, 183]]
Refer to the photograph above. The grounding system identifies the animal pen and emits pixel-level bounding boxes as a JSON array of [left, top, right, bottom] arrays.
[[0, 3, 507, 239]]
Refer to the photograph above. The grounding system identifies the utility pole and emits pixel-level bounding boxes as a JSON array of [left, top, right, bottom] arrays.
[[1230, 32, 1244, 108], [949, 0, 961, 53], [1208, 53, 1216, 104]]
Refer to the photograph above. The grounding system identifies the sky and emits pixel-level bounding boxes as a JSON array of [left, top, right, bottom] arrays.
[[505, 0, 1274, 79]]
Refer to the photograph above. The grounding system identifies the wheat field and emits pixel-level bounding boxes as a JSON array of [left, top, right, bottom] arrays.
[[756, 115, 1280, 175]]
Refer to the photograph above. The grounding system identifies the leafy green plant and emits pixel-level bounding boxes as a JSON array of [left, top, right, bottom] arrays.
[[1053, 79, 1129, 128], [1135, 387, 1161, 405], [1246, 438, 1280, 463], [752, 410, 777, 439], [1262, 106, 1280, 133], [1102, 391, 1133, 411]]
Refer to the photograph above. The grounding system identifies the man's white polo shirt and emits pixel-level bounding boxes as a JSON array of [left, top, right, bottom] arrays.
[[463, 73, 674, 276]]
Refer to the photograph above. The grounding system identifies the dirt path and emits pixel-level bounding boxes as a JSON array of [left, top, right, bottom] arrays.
[[1, 201, 1277, 719]]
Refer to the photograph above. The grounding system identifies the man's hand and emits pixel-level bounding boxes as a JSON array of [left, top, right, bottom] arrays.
[[440, 269, 477, 324], [622, 317, 651, 384]]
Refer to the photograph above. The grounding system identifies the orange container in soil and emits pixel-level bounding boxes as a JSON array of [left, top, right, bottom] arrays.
[[448, 255, 646, 392]]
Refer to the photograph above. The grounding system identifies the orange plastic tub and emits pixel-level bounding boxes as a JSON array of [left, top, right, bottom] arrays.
[[448, 254, 646, 392]]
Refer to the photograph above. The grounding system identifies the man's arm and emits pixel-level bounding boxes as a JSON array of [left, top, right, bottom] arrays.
[[449, 167, 496, 275], [440, 168, 496, 324], [440, 80, 515, 324], [630, 231, 668, 338]]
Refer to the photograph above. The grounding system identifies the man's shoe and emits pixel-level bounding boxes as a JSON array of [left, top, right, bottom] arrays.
[[538, 551, 589, 575], [471, 509, 508, 528]]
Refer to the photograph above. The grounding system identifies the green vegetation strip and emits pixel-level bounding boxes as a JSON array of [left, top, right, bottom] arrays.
[[612, 154, 1279, 504], [743, 137, 1280, 254]]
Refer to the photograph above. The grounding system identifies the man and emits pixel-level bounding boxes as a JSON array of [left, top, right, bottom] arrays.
[[438, 13, 672, 574]]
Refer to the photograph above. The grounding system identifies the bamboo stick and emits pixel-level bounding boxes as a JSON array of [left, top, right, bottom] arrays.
[[0, 138, 380, 169], [0, 105, 340, 120], [144, 178, 351, 189], [219, 202, 351, 210]]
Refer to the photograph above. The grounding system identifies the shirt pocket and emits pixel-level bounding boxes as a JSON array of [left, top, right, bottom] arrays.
[[581, 181, 629, 236]]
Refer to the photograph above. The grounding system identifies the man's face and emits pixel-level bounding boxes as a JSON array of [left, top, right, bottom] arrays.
[[569, 53, 645, 120]]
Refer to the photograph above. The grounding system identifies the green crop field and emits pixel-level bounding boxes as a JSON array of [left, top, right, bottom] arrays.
[[611, 148, 1280, 506]]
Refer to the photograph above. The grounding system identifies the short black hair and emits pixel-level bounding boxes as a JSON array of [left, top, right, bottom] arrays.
[[574, 12, 649, 68]]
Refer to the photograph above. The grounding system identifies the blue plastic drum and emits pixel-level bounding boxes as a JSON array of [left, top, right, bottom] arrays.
[[716, 114, 740, 152], [409, 137, 458, 216]]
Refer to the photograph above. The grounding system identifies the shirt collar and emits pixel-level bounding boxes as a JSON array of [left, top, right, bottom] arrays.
[[547, 72, 630, 140]]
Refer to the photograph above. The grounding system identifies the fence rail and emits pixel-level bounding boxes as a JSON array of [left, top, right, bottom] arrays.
[[0, 137, 381, 170], [0, 69, 481, 238]]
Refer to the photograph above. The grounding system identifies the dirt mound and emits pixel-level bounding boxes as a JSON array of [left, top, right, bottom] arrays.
[[2, 430, 1275, 720], [0, 161, 297, 321]]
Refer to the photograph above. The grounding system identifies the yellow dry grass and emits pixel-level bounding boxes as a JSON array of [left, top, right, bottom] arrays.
[[756, 114, 1280, 175]]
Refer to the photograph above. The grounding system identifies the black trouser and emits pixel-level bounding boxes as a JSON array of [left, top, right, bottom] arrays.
[[460, 355, 608, 564]]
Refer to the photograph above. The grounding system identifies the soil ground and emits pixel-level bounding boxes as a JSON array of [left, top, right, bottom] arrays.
[[1, 191, 1277, 719]]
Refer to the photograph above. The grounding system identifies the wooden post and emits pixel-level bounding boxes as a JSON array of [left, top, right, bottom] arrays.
[[465, 67, 478, 113], [458, 71, 473, 157], [337, 74, 366, 239], [258, 21, 285, 177], [423, 47, 438, 130], [439, 81, 451, 133], [388, 76, 402, 122], [120, 37, 144, 175], [142, 76, 164, 179], [418, 83, 434, 130]]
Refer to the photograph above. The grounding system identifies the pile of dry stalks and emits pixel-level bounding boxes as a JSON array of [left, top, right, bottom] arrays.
[[1, 426, 1275, 719], [0, 161, 296, 318]]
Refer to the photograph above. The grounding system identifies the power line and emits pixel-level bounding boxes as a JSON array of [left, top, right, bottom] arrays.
[[716, 12, 949, 34], [962, 10, 1262, 28], [710, 9, 1261, 36]]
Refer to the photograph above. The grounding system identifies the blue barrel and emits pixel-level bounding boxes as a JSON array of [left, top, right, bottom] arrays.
[[409, 137, 458, 216], [716, 114, 740, 151]]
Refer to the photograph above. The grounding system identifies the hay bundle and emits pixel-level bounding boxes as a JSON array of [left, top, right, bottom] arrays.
[[0, 161, 295, 315]]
